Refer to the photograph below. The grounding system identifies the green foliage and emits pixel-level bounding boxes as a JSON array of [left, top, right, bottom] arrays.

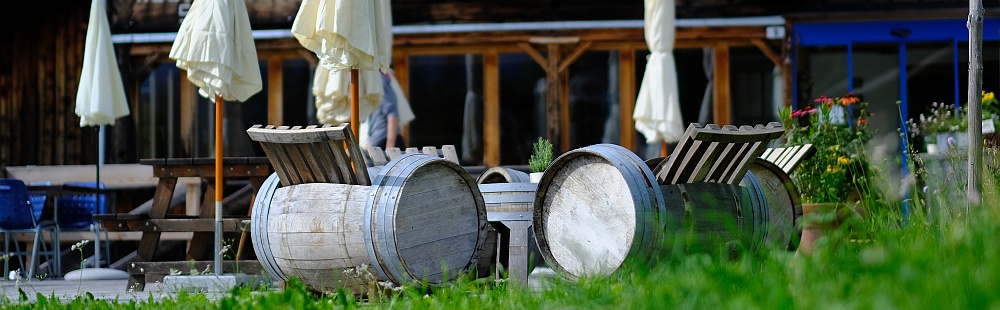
[[528, 137, 553, 173], [782, 94, 873, 203]]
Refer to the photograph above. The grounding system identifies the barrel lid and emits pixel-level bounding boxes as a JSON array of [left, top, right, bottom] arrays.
[[533, 144, 665, 278], [742, 159, 802, 250], [365, 153, 487, 286]]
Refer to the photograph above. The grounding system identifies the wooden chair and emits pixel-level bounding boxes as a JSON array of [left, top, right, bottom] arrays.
[[758, 144, 817, 174], [364, 145, 460, 167], [654, 122, 785, 185], [246, 124, 370, 186]]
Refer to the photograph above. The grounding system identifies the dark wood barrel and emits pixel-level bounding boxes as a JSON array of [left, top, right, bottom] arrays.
[[533, 144, 667, 279], [658, 181, 768, 256], [365, 153, 489, 286], [251, 173, 376, 292], [477, 166, 531, 184], [740, 159, 803, 250]]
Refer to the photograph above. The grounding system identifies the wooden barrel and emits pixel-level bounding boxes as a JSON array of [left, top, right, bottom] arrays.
[[365, 153, 489, 286], [251, 173, 375, 292], [477, 166, 531, 184], [658, 180, 769, 256], [740, 159, 803, 250], [533, 144, 667, 279]]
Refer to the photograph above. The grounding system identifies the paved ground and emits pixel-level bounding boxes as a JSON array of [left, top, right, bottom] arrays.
[[0, 268, 558, 304]]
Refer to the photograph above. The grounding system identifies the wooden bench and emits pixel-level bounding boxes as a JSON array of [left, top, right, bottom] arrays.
[[94, 157, 272, 291], [758, 144, 816, 174], [654, 122, 785, 185], [246, 124, 370, 186], [363, 145, 460, 167]]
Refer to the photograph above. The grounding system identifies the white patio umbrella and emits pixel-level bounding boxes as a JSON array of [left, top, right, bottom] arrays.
[[168, 0, 262, 275], [312, 66, 383, 126], [67, 0, 130, 281], [634, 0, 684, 149], [293, 0, 391, 136]]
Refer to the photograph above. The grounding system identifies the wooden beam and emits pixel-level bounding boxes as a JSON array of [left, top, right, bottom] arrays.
[[483, 50, 500, 167], [557, 41, 594, 73], [392, 51, 411, 144], [180, 71, 195, 156], [518, 43, 548, 69], [713, 43, 731, 125], [546, 44, 562, 153], [750, 39, 782, 67], [559, 69, 570, 153], [267, 56, 283, 125], [618, 48, 637, 151]]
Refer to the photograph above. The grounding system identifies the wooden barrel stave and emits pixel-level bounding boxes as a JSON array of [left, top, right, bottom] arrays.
[[660, 182, 759, 255], [261, 182, 374, 292]]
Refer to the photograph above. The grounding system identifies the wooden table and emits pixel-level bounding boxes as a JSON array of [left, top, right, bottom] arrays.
[[94, 157, 272, 290]]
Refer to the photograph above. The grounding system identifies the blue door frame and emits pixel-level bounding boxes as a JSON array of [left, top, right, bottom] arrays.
[[791, 17, 1000, 219]]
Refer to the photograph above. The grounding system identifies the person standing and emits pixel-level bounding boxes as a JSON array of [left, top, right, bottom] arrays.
[[367, 72, 405, 149]]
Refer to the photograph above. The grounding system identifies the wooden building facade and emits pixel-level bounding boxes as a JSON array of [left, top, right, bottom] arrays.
[[0, 0, 985, 169]]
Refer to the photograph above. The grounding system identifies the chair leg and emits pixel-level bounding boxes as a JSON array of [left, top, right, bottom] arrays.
[[28, 226, 42, 279]]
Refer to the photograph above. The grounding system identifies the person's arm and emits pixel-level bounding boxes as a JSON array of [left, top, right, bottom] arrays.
[[386, 114, 399, 148]]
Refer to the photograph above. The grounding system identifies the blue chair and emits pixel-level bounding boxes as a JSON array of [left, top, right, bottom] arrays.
[[0, 178, 59, 279], [57, 182, 111, 269]]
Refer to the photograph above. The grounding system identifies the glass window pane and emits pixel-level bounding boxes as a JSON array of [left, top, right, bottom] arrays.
[[408, 54, 483, 165]]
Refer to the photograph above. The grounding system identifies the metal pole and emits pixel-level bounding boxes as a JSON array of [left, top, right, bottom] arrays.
[[215, 96, 224, 275]]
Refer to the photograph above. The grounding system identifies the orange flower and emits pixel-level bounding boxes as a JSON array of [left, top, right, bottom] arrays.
[[841, 93, 860, 106]]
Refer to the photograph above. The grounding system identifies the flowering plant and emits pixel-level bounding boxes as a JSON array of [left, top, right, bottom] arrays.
[[780, 93, 872, 204], [908, 102, 967, 138]]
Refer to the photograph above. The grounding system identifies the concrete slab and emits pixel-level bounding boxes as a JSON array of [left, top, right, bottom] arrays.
[[160, 274, 270, 293]]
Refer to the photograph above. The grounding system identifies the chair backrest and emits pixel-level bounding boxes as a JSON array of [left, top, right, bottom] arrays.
[[246, 124, 371, 186], [654, 122, 785, 185], [57, 181, 106, 228], [0, 178, 36, 229]]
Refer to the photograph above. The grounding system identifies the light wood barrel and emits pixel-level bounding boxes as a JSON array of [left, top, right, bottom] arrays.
[[740, 159, 803, 250], [533, 144, 667, 279], [251, 173, 375, 292], [365, 153, 488, 286]]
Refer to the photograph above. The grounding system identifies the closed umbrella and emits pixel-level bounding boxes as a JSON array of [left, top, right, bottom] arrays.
[[293, 0, 391, 136], [313, 66, 383, 126], [68, 0, 130, 280], [168, 0, 262, 275], [634, 0, 684, 150]]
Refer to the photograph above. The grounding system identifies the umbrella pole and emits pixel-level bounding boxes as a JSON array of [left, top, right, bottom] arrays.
[[351, 68, 360, 135], [215, 95, 224, 276]]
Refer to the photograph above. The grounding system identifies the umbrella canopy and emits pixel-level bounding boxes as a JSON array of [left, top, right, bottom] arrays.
[[634, 0, 684, 144], [76, 0, 129, 127], [311, 0, 414, 133], [292, 0, 391, 72], [169, 0, 262, 101], [313, 66, 383, 125]]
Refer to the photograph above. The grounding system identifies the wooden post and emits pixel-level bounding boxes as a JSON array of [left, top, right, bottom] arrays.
[[267, 57, 283, 125], [484, 50, 500, 167], [713, 43, 731, 125], [392, 51, 410, 144], [350, 69, 360, 136], [618, 48, 637, 151], [559, 70, 570, 153], [967, 0, 985, 205], [546, 43, 562, 153]]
